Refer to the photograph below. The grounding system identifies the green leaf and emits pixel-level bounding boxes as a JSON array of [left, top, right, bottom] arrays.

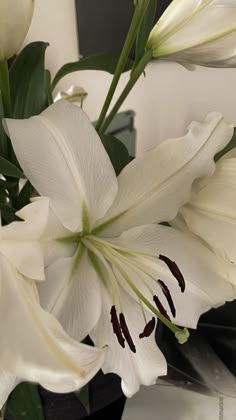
[[135, 0, 157, 65], [6, 383, 45, 420], [101, 134, 130, 175], [10, 42, 49, 118], [52, 53, 134, 91], [14, 180, 34, 210], [0, 156, 24, 178], [75, 385, 90, 415], [0, 202, 20, 224], [215, 128, 236, 161], [0, 90, 8, 158], [0, 179, 18, 189], [45, 69, 53, 105]]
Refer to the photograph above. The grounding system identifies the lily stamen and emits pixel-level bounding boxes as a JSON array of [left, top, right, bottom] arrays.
[[158, 279, 176, 318], [153, 296, 171, 321], [110, 305, 125, 349], [119, 313, 136, 353], [139, 317, 156, 339], [159, 255, 185, 292]]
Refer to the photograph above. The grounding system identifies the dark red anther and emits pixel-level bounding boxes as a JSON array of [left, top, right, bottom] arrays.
[[110, 306, 125, 348], [119, 313, 136, 353], [139, 317, 156, 339], [158, 279, 176, 318], [153, 295, 171, 321], [159, 255, 185, 292]]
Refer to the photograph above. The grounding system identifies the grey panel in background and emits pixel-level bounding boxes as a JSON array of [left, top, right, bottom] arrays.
[[75, 0, 172, 57]]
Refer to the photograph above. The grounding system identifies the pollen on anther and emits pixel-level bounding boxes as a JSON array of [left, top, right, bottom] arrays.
[[153, 295, 171, 321], [159, 254, 185, 292], [110, 305, 125, 348], [158, 279, 176, 318], [119, 313, 136, 353], [139, 317, 156, 339]]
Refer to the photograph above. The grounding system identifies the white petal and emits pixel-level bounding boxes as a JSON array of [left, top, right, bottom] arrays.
[[0, 371, 19, 409], [105, 224, 235, 328], [90, 286, 167, 397], [148, 0, 236, 67], [4, 101, 118, 232], [179, 150, 236, 266], [0, 256, 106, 392], [1, 198, 49, 240], [0, 199, 49, 280], [97, 113, 233, 236], [38, 251, 102, 342], [37, 201, 76, 267]]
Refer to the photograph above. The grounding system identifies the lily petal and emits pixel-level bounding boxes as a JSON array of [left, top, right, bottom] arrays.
[[4, 101, 118, 232], [178, 149, 236, 268], [38, 251, 102, 342], [90, 285, 167, 398], [97, 113, 233, 236], [0, 256, 106, 393], [148, 0, 236, 67], [0, 200, 49, 280], [104, 224, 235, 328]]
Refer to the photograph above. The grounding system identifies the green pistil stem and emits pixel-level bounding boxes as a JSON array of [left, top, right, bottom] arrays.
[[99, 49, 152, 135], [95, 0, 151, 133], [102, 246, 183, 336]]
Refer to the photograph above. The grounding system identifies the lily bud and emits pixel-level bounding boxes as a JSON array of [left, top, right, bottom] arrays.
[[0, 0, 35, 60], [147, 0, 236, 68]]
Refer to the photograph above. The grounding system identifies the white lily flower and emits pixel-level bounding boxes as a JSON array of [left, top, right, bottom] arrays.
[[4, 101, 235, 397], [147, 0, 236, 67], [173, 149, 236, 284], [0, 0, 35, 60], [0, 199, 106, 408]]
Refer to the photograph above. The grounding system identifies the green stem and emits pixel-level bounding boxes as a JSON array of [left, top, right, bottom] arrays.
[[99, 49, 152, 135], [0, 59, 11, 117], [95, 1, 150, 133]]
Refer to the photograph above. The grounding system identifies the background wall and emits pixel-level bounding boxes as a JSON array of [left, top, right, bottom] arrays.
[[24, 0, 236, 154]]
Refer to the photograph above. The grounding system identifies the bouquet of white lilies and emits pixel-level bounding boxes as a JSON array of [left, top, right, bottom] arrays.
[[1, 0, 236, 418]]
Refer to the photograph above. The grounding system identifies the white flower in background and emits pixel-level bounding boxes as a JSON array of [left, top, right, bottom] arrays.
[[54, 85, 88, 107], [0, 199, 106, 408], [173, 149, 236, 282], [4, 100, 235, 397], [0, 0, 35, 60], [147, 0, 236, 67]]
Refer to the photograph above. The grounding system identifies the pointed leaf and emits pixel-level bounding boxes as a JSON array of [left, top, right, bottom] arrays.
[[0, 91, 8, 158], [6, 383, 45, 420], [52, 53, 134, 90], [75, 384, 90, 415], [0, 156, 24, 178], [101, 134, 130, 175], [10, 42, 49, 118], [14, 180, 35, 210]]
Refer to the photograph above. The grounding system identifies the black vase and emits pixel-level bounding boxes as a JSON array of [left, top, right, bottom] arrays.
[[39, 371, 126, 420]]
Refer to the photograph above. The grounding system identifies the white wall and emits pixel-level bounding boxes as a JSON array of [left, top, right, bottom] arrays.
[[24, 0, 236, 154]]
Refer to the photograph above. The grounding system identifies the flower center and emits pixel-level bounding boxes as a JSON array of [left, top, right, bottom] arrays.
[[57, 231, 189, 351]]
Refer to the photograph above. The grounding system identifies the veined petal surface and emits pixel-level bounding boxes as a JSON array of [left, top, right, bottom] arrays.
[[4, 101, 118, 232], [148, 0, 236, 67], [178, 149, 236, 268], [90, 285, 167, 398], [104, 224, 235, 328], [38, 251, 102, 342], [0, 256, 106, 394], [97, 113, 233, 236]]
